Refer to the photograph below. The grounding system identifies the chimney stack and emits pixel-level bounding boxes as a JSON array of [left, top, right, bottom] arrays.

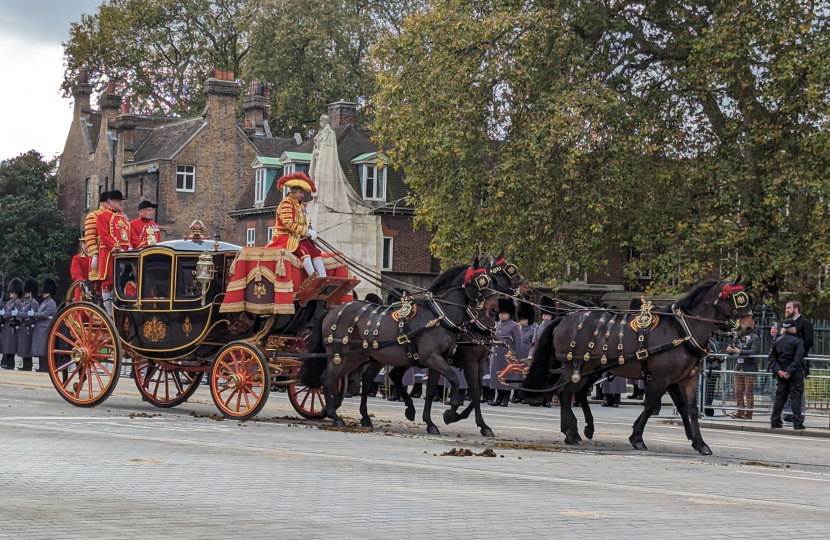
[[327, 101, 357, 128], [204, 71, 240, 123], [71, 68, 93, 118], [243, 81, 269, 137], [99, 84, 123, 127]]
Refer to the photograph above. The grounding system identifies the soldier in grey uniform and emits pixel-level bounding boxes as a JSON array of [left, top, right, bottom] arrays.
[[530, 296, 558, 407], [509, 302, 536, 403], [1, 278, 24, 370], [488, 299, 523, 407], [17, 279, 39, 371], [32, 279, 58, 373]]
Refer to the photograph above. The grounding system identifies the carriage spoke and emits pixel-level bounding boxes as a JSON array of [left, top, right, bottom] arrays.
[[224, 389, 238, 408], [243, 390, 251, 409], [61, 364, 82, 389], [55, 332, 80, 349], [90, 359, 113, 378], [300, 387, 310, 408], [90, 364, 106, 392], [171, 372, 185, 396], [236, 389, 243, 411], [152, 371, 162, 398]]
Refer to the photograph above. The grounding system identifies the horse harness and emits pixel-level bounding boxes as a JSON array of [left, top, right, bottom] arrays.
[[325, 270, 497, 366]]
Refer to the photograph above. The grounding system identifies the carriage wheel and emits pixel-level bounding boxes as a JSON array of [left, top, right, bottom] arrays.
[[209, 342, 270, 421], [288, 378, 344, 419], [133, 360, 203, 408], [47, 302, 122, 407]]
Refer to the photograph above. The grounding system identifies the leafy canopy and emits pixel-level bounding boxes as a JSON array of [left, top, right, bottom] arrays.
[[0, 152, 77, 287], [372, 0, 830, 297]]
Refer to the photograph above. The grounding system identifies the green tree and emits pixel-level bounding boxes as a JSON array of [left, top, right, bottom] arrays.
[[372, 1, 830, 298], [0, 152, 77, 286]]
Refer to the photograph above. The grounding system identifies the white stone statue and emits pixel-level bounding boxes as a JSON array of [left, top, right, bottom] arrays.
[[308, 115, 367, 213]]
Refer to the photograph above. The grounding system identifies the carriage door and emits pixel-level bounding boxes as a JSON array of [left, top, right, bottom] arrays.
[[139, 252, 173, 311]]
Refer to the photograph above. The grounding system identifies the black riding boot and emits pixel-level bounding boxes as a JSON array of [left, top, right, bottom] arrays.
[[35, 356, 48, 373], [20, 357, 32, 371]]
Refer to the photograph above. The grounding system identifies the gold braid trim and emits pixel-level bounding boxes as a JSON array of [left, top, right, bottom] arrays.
[[219, 300, 296, 315]]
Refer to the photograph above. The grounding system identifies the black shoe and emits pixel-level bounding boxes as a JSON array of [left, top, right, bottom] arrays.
[[611, 404, 619, 408], [368, 393, 377, 398], [35, 368, 48, 373], [387, 394, 399, 401], [783, 414, 793, 423], [487, 400, 500, 406], [601, 402, 610, 407], [510, 397, 521, 404], [626, 394, 637, 399], [704, 408, 714, 416], [345, 393, 353, 399], [771, 422, 783, 429], [499, 400, 508, 407], [432, 395, 441, 402], [411, 392, 422, 399], [0, 365, 12, 370], [542, 401, 552, 408], [793, 424, 806, 430]]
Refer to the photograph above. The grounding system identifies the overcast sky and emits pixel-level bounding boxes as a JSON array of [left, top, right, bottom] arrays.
[[0, 1, 102, 161]]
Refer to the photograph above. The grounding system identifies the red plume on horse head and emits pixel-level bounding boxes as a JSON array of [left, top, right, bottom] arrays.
[[720, 278, 744, 300]]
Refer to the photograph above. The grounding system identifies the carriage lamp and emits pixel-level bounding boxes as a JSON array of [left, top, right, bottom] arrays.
[[196, 251, 216, 307]]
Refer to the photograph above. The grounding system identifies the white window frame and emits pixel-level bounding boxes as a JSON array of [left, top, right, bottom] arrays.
[[176, 165, 196, 193], [85, 179, 91, 209], [246, 227, 256, 247], [267, 226, 274, 241], [254, 168, 267, 205], [382, 236, 393, 270], [361, 164, 386, 201], [565, 264, 587, 283], [282, 164, 295, 197]]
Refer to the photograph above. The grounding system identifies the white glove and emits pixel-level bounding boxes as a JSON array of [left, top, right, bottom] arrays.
[[11, 309, 18, 316], [307, 229, 318, 241], [91, 254, 99, 270], [27, 310, 34, 317]]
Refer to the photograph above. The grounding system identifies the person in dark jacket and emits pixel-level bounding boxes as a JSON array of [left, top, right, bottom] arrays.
[[17, 279, 39, 371], [488, 299, 522, 407], [783, 301, 812, 421], [1, 278, 24, 369], [32, 279, 58, 373], [509, 301, 536, 403], [769, 319, 806, 430], [727, 329, 761, 419]]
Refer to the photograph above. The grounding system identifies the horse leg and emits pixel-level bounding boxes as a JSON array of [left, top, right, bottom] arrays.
[[629, 385, 666, 451], [678, 375, 712, 455], [473, 358, 494, 437], [422, 353, 462, 424], [390, 366, 416, 422], [359, 362, 383, 428], [422, 370, 441, 435], [576, 385, 595, 440], [666, 383, 693, 441], [323, 360, 347, 427], [558, 389, 580, 445]]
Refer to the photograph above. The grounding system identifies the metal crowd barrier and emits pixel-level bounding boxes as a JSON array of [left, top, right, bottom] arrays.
[[698, 354, 830, 428]]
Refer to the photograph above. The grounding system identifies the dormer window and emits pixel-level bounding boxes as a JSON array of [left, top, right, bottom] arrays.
[[359, 164, 386, 201], [255, 168, 267, 205]]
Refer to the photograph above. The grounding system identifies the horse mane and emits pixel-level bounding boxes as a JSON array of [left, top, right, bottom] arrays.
[[675, 280, 720, 311], [428, 264, 469, 292]]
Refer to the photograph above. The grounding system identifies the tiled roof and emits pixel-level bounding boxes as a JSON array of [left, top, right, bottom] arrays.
[[133, 118, 206, 162], [250, 136, 297, 158]]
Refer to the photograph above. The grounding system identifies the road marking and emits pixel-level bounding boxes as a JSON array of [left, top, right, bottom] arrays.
[[735, 470, 830, 482]]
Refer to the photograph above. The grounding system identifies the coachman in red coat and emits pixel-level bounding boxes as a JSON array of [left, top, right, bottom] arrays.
[[93, 190, 131, 312]]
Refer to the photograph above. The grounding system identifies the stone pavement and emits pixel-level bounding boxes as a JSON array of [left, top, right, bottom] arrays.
[[1, 370, 828, 539]]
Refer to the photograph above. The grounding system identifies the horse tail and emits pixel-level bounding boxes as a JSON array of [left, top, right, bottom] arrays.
[[523, 317, 562, 390], [301, 301, 329, 387]]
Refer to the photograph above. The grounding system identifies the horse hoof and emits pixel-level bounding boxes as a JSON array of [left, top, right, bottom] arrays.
[[334, 419, 346, 428], [698, 445, 713, 456], [583, 427, 594, 440], [360, 418, 373, 428], [443, 410, 459, 425], [405, 407, 416, 422], [481, 427, 495, 438], [575, 433, 583, 442], [564, 436, 580, 445], [631, 441, 648, 451], [426, 425, 440, 435]]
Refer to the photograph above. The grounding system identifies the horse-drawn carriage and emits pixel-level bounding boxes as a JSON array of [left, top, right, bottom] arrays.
[[46, 222, 359, 421]]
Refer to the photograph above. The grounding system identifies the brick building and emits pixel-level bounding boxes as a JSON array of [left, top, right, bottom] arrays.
[[57, 72, 300, 242], [230, 102, 440, 291]]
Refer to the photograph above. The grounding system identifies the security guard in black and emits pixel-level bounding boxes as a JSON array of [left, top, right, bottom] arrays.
[[768, 318, 806, 429]]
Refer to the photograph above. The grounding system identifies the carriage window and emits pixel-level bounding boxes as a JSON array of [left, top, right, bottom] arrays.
[[115, 258, 139, 301], [141, 253, 172, 300], [176, 257, 203, 300]]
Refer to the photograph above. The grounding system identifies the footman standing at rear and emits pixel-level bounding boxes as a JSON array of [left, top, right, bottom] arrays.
[[95, 190, 131, 314], [130, 200, 161, 249]]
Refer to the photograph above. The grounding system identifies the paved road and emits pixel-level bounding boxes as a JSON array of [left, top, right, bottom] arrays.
[[1, 370, 828, 539]]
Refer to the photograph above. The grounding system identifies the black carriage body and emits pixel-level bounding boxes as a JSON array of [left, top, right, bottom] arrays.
[[111, 238, 276, 361]]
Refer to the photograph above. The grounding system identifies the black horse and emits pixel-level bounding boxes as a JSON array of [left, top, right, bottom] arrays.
[[522, 280, 753, 455], [304, 259, 501, 428]]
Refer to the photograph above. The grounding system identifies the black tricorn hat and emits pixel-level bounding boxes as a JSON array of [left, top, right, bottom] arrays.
[[8, 278, 23, 297], [517, 301, 536, 323], [42, 278, 57, 297], [497, 298, 516, 318], [108, 190, 124, 201], [99, 191, 110, 204], [24, 278, 38, 296]]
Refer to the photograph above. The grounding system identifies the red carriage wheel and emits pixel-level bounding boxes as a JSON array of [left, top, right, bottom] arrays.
[[209, 342, 270, 421], [288, 384, 328, 419], [133, 360, 203, 408], [46, 302, 122, 407]]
